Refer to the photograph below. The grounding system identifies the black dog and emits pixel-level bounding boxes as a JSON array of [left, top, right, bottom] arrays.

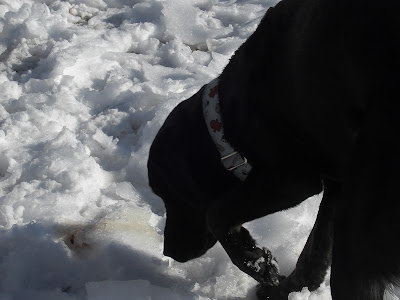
[[148, 0, 400, 298]]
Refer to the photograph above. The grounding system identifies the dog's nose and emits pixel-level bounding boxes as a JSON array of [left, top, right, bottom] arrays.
[[163, 232, 217, 263]]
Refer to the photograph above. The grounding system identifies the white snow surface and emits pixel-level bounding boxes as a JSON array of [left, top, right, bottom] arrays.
[[0, 0, 399, 299]]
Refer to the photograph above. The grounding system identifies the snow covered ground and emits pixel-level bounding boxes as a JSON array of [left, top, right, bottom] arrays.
[[0, 0, 399, 299]]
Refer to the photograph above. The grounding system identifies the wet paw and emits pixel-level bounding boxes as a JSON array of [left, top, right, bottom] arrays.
[[243, 246, 281, 285], [221, 227, 284, 285]]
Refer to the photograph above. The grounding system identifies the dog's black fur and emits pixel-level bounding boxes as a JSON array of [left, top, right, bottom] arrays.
[[147, 0, 400, 299]]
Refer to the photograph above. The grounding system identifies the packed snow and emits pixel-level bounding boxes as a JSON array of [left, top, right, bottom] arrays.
[[0, 0, 399, 299]]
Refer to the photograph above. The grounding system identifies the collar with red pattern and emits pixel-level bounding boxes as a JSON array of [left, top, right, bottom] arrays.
[[202, 78, 252, 181]]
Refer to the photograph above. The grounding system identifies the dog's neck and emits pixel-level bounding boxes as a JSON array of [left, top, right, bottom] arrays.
[[202, 78, 252, 181]]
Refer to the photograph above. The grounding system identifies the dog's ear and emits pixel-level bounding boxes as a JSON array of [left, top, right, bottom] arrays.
[[163, 201, 216, 262]]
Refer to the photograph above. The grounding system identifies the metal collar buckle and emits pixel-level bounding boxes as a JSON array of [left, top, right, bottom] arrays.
[[221, 152, 248, 171]]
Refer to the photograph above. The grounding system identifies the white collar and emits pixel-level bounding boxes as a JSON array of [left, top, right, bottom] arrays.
[[202, 78, 252, 181]]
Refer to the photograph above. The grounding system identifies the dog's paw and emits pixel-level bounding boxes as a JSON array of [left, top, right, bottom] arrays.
[[220, 227, 284, 285], [243, 246, 282, 285]]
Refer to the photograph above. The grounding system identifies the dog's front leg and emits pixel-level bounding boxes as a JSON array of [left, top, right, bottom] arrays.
[[257, 180, 338, 300], [206, 168, 322, 286]]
